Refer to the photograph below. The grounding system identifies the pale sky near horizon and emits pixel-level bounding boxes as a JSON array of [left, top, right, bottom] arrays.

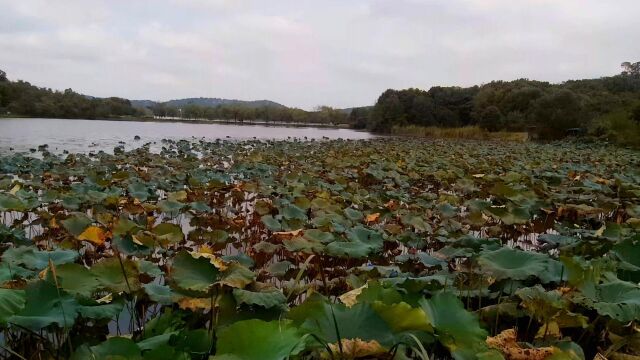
[[1, 0, 638, 110]]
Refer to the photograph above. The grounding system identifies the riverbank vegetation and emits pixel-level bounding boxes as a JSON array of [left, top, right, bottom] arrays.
[[390, 125, 529, 141], [0, 138, 639, 359], [353, 62, 640, 145]]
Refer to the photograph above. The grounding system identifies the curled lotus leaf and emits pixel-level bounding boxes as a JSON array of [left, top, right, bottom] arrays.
[[171, 251, 220, 292]]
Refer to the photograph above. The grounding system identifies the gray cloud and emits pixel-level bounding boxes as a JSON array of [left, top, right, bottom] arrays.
[[1, 0, 638, 109]]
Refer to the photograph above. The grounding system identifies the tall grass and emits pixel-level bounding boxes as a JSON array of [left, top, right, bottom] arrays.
[[590, 110, 640, 148], [390, 125, 529, 142]]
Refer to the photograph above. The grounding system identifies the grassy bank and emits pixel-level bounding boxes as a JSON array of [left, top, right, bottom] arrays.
[[391, 125, 529, 141]]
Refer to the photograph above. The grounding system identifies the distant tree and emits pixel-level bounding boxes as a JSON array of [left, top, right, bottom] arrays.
[[478, 106, 504, 131], [0, 69, 6, 82], [621, 61, 640, 76], [370, 90, 405, 132], [532, 89, 587, 139]]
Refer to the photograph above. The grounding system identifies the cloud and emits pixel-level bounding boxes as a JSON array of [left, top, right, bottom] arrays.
[[0, 0, 638, 109]]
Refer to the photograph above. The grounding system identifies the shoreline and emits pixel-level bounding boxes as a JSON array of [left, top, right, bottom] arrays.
[[0, 115, 352, 129]]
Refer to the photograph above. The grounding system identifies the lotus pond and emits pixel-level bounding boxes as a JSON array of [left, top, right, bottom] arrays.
[[0, 138, 639, 360]]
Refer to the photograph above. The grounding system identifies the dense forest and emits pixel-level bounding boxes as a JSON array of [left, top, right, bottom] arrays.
[[0, 70, 141, 119], [353, 62, 640, 142]]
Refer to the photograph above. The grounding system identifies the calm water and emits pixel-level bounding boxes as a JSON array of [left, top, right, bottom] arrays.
[[0, 118, 374, 154]]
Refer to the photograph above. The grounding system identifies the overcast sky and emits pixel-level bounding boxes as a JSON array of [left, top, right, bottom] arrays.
[[1, 0, 638, 109]]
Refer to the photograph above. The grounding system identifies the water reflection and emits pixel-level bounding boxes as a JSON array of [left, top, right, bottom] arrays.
[[0, 118, 375, 153]]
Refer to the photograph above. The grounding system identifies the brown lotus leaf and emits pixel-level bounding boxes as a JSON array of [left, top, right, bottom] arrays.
[[273, 229, 303, 239], [338, 284, 367, 308], [77, 226, 108, 246], [178, 297, 216, 311], [487, 329, 555, 360], [366, 213, 381, 223]]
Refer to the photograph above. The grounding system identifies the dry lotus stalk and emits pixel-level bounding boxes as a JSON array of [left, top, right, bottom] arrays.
[[273, 229, 303, 238], [487, 329, 554, 360]]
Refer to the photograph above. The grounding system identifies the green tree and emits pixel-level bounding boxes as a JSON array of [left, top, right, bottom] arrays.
[[0, 69, 7, 82], [621, 61, 640, 76], [532, 89, 587, 139], [478, 106, 504, 131]]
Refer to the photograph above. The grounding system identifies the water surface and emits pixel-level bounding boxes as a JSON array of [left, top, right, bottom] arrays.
[[0, 118, 374, 153]]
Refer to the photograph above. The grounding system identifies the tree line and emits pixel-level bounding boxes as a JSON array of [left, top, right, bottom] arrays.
[[353, 61, 640, 140], [0, 72, 141, 119], [149, 103, 349, 125]]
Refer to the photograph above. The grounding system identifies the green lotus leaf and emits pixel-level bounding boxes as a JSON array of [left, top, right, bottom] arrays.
[[153, 223, 184, 245], [113, 216, 144, 236], [128, 182, 152, 201], [484, 205, 530, 225], [355, 281, 404, 305], [344, 207, 364, 221], [372, 301, 433, 333], [516, 285, 568, 322], [144, 283, 181, 305], [590, 280, 640, 322], [213, 319, 304, 360], [261, 215, 282, 231], [281, 204, 307, 220], [326, 240, 375, 258], [288, 294, 396, 347], [9, 280, 78, 331], [267, 261, 292, 277], [77, 298, 125, 320], [113, 235, 152, 256], [61, 213, 93, 236], [0, 190, 39, 210], [233, 288, 287, 309], [137, 332, 178, 351], [403, 214, 432, 232], [218, 262, 256, 289], [171, 251, 219, 292], [158, 200, 184, 216], [420, 292, 496, 360], [142, 345, 190, 360], [0, 224, 30, 246], [611, 236, 640, 281], [283, 235, 325, 254], [0, 263, 34, 283], [72, 337, 142, 360], [478, 247, 554, 281], [189, 201, 212, 212], [304, 229, 335, 243], [0, 288, 26, 326], [54, 263, 101, 297], [91, 257, 141, 293], [138, 260, 163, 277], [538, 234, 580, 248], [2, 246, 79, 270]]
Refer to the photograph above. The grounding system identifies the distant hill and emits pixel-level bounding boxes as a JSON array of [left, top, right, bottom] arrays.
[[131, 97, 286, 109]]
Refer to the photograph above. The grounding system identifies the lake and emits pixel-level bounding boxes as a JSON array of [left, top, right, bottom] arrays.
[[0, 118, 375, 153]]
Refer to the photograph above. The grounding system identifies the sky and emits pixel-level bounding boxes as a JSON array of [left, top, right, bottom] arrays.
[[1, 0, 639, 110]]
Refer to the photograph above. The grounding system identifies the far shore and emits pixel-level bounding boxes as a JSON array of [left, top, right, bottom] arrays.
[[0, 115, 352, 129]]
